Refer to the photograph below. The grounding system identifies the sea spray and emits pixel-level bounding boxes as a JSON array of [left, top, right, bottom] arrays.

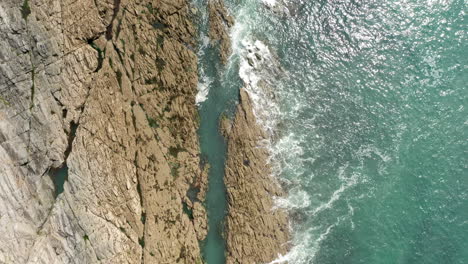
[[238, 39, 284, 135], [196, 70, 213, 105], [232, 1, 468, 264], [196, 36, 213, 105], [229, 2, 359, 264], [206, 0, 467, 263], [194, 2, 212, 105]]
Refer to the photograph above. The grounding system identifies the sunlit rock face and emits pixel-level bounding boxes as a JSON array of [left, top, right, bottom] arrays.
[[0, 0, 208, 263]]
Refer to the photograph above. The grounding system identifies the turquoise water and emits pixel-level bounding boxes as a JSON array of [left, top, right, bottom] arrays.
[[193, 1, 240, 263], [51, 165, 68, 197], [197, 50, 239, 263], [198, 0, 467, 263]]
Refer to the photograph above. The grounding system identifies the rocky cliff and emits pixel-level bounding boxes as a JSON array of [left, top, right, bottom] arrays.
[[0, 0, 208, 263], [222, 89, 290, 264], [0, 0, 289, 263]]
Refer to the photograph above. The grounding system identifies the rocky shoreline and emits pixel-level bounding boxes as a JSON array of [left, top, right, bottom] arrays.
[[211, 1, 290, 262], [221, 89, 290, 264], [0, 0, 289, 263]]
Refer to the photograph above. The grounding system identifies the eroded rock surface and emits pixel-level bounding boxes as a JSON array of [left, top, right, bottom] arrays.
[[0, 0, 207, 263], [208, 0, 234, 65], [223, 89, 290, 264]]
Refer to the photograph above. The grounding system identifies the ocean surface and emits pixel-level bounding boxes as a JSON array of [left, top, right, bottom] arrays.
[[196, 0, 468, 263]]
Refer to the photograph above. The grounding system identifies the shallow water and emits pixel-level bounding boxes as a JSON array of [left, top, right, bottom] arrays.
[[51, 165, 68, 197], [198, 0, 468, 263], [193, 1, 240, 263]]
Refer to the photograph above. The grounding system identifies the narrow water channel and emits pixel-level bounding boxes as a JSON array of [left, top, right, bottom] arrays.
[[198, 81, 229, 264], [197, 47, 240, 264], [193, 1, 241, 262]]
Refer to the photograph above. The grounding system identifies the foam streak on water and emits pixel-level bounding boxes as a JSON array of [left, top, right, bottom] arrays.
[[195, 3, 212, 106]]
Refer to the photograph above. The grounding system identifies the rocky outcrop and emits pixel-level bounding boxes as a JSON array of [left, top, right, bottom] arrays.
[[208, 0, 234, 65], [0, 0, 207, 263], [223, 89, 290, 264]]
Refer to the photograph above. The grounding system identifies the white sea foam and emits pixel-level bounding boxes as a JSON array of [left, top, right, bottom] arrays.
[[229, 4, 323, 264], [196, 74, 212, 105], [267, 232, 312, 264], [310, 171, 358, 216], [195, 35, 213, 105], [273, 189, 311, 210], [268, 219, 342, 264], [356, 144, 392, 177], [270, 132, 306, 177], [236, 38, 322, 264], [198, 35, 211, 56], [238, 39, 284, 137], [228, 4, 284, 134], [262, 0, 277, 7]]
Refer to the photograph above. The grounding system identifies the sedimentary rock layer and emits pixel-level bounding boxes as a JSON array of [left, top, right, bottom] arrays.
[[0, 0, 207, 263], [223, 88, 290, 264]]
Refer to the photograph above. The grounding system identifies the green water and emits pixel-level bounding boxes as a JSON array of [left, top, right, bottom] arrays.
[[198, 0, 467, 263], [197, 61, 234, 264], [197, 58, 240, 262], [50, 122, 77, 198], [194, 1, 241, 262], [228, 0, 467, 263], [51, 165, 68, 197]]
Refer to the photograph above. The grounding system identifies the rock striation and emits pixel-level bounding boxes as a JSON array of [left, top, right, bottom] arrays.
[[222, 88, 290, 264], [0, 0, 207, 263], [208, 0, 234, 65]]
